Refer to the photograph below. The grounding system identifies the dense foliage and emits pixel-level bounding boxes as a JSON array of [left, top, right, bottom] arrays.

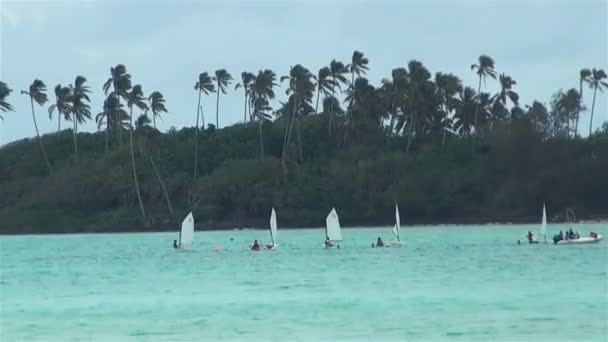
[[0, 55, 606, 233]]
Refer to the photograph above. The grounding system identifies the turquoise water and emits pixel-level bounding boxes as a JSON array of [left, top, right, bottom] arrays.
[[1, 224, 607, 341]]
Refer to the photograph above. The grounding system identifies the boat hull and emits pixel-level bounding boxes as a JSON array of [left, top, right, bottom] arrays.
[[556, 235, 603, 245]]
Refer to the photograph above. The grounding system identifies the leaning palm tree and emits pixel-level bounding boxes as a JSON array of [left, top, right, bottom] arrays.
[[48, 84, 71, 132], [193, 72, 215, 178], [575, 68, 591, 137], [234, 72, 256, 122], [68, 76, 92, 163], [21, 79, 51, 173], [213, 69, 232, 129], [315, 67, 334, 113], [249, 69, 277, 158], [126, 84, 149, 219], [103, 65, 132, 145], [584, 68, 608, 135], [470, 55, 497, 131], [148, 91, 168, 129], [0, 81, 15, 119], [328, 59, 348, 135]]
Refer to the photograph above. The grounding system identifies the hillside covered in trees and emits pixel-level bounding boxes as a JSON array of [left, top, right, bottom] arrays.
[[0, 54, 607, 234]]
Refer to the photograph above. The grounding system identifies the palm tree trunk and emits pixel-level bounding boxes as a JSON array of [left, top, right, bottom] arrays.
[[216, 82, 220, 129], [282, 97, 299, 182], [147, 148, 174, 218], [104, 117, 109, 156], [58, 114, 61, 132], [329, 81, 335, 136], [30, 97, 52, 173], [73, 119, 78, 163], [258, 119, 265, 159], [442, 98, 451, 146], [575, 81, 582, 138], [406, 111, 416, 154], [153, 114, 156, 130], [315, 88, 321, 113], [296, 117, 303, 163], [194, 90, 202, 178], [589, 87, 597, 136], [244, 92, 248, 123], [129, 107, 146, 219], [473, 76, 482, 131]]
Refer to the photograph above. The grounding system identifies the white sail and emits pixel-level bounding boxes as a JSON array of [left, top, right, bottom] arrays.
[[325, 207, 342, 242], [392, 204, 400, 241], [179, 212, 194, 249], [540, 203, 547, 236], [269, 208, 277, 246]]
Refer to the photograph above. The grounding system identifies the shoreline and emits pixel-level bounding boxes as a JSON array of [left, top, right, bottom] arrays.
[[1, 219, 606, 236]]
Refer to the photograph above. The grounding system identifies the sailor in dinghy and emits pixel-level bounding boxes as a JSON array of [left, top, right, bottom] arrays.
[[324, 208, 342, 248]]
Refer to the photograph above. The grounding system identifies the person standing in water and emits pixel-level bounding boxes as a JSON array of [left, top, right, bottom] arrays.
[[376, 237, 385, 247], [173, 240, 179, 249], [251, 240, 260, 251]]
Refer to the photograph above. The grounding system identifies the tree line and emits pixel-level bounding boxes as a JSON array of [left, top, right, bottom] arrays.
[[0, 53, 606, 233]]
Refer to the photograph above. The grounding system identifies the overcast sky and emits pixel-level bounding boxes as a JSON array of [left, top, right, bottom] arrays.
[[1, 0, 606, 144]]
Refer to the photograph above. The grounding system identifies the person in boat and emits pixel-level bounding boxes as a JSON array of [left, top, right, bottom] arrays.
[[575, 231, 580, 239], [569, 228, 576, 240], [251, 240, 260, 251], [590, 232, 598, 239], [324, 237, 334, 247], [173, 240, 179, 249], [376, 237, 385, 247], [527, 231, 534, 243]]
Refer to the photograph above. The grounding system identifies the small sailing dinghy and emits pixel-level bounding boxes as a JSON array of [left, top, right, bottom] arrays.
[[264, 208, 278, 250], [518, 204, 547, 245], [388, 204, 402, 247], [323, 207, 342, 248], [175, 212, 194, 250]]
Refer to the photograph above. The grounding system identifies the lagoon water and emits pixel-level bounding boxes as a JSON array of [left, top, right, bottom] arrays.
[[1, 224, 607, 341]]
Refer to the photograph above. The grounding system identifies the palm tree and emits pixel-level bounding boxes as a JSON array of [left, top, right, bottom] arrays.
[[48, 84, 71, 132], [234, 72, 255, 122], [315, 67, 334, 113], [126, 84, 149, 219], [328, 59, 348, 135], [213, 69, 232, 128], [68, 76, 91, 163], [21, 79, 51, 173], [470, 55, 497, 131], [249, 69, 277, 158], [575, 68, 591, 137], [280, 65, 315, 175], [585, 68, 608, 135], [96, 94, 128, 154], [103, 65, 132, 145], [494, 73, 519, 108], [148, 91, 168, 129], [453, 87, 478, 135], [435, 73, 462, 145], [346, 51, 369, 124], [193, 72, 215, 178], [0, 81, 14, 119]]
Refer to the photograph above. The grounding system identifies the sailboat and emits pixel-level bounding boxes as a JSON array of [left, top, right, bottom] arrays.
[[265, 208, 278, 250], [176, 212, 194, 250], [388, 204, 402, 247], [324, 207, 342, 248]]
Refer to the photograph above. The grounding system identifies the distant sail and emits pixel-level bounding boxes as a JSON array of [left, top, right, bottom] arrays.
[[540, 204, 547, 236], [325, 207, 343, 242], [179, 212, 194, 249], [392, 204, 400, 241], [269, 208, 277, 246]]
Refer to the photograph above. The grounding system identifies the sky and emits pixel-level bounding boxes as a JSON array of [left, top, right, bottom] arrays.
[[0, 0, 606, 144]]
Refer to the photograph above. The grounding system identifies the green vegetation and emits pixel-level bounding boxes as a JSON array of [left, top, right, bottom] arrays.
[[0, 55, 606, 234]]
